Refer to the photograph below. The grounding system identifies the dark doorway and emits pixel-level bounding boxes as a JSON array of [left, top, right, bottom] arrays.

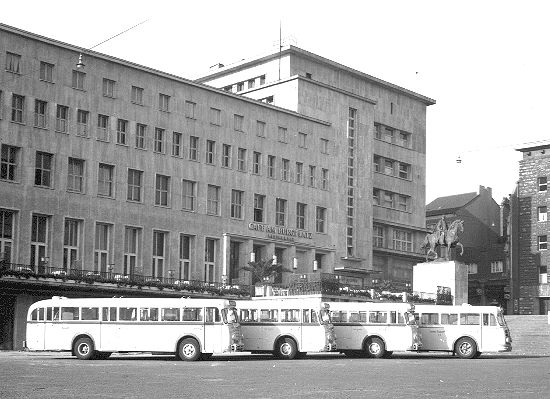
[[229, 241, 240, 283], [0, 295, 15, 350]]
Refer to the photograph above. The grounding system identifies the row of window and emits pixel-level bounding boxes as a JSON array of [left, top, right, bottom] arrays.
[[331, 310, 406, 324], [373, 155, 412, 180], [239, 309, 319, 324], [222, 74, 267, 93], [372, 188, 411, 212], [374, 122, 412, 148], [466, 261, 504, 275], [372, 225, 414, 253]]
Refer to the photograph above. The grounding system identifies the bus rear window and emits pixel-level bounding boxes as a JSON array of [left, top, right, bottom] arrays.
[[460, 313, 480, 325], [331, 311, 348, 323], [421, 313, 439, 325], [182, 307, 202, 321], [119, 307, 137, 321], [140, 308, 158, 321], [161, 308, 180, 321], [239, 309, 258, 322], [82, 307, 99, 320], [260, 309, 278, 322], [61, 307, 80, 320], [281, 309, 300, 322], [441, 313, 458, 325]]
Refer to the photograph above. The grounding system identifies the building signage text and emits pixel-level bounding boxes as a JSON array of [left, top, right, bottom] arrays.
[[248, 222, 313, 241]]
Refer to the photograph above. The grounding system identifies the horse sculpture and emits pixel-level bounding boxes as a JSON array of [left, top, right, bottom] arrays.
[[422, 219, 464, 261]]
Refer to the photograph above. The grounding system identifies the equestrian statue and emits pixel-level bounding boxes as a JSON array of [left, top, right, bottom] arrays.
[[422, 216, 464, 261]]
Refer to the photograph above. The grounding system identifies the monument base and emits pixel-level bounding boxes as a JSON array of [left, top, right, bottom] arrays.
[[413, 260, 468, 305]]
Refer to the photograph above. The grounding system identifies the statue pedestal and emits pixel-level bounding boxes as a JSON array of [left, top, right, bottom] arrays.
[[413, 260, 468, 305]]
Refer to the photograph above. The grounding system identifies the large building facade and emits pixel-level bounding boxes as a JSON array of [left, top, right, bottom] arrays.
[[0, 24, 434, 348]]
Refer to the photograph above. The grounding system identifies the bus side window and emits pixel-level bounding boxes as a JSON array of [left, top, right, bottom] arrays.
[[239, 309, 255, 322], [53, 307, 60, 321], [281, 309, 299, 322], [369, 311, 387, 323], [490, 314, 497, 326], [140, 308, 158, 321], [102, 307, 116, 321], [483, 313, 497, 326], [441, 313, 458, 325], [390, 311, 397, 324], [460, 313, 480, 325], [310, 310, 318, 324], [421, 313, 439, 325], [61, 307, 80, 320], [161, 308, 180, 322], [260, 309, 278, 322], [38, 308, 45, 321], [46, 307, 53, 321], [302, 309, 311, 323], [205, 307, 220, 323], [182, 307, 202, 321], [331, 311, 347, 323], [398, 312, 405, 324], [30, 309, 38, 321], [82, 307, 99, 320], [119, 307, 137, 321]]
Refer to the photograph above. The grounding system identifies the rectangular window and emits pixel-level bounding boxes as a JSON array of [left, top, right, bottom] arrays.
[[399, 132, 410, 148], [159, 93, 170, 112], [94, 223, 111, 274], [162, 307, 180, 321], [234, 114, 244, 132], [254, 194, 265, 223], [278, 127, 288, 143], [127, 169, 143, 202], [34, 100, 48, 128], [467, 263, 478, 274], [296, 203, 306, 230], [539, 177, 547, 192], [30, 214, 48, 270], [154, 128, 165, 153], [539, 266, 548, 284], [116, 119, 128, 145], [231, 190, 244, 219], [247, 79, 255, 89], [237, 148, 246, 172], [1, 145, 19, 181], [384, 127, 394, 143], [207, 185, 220, 215], [205, 140, 216, 164], [135, 124, 146, 149], [11, 94, 24, 123], [309, 165, 316, 187], [131, 86, 144, 105], [398, 195, 409, 212], [236, 82, 244, 91], [103, 78, 115, 98], [182, 180, 196, 211], [39, 61, 54, 82], [320, 138, 329, 154], [179, 234, 191, 280], [374, 156, 381, 172], [321, 168, 329, 190], [152, 231, 166, 278], [0, 210, 14, 263], [35, 151, 53, 187], [189, 136, 199, 161], [124, 227, 139, 276], [55, 105, 68, 133], [373, 188, 381, 205], [72, 70, 85, 90], [222, 144, 232, 168], [76, 110, 89, 137], [398, 163, 410, 179], [275, 198, 286, 226], [185, 101, 196, 119], [252, 151, 261, 174], [210, 108, 221, 125], [256, 120, 266, 137], [267, 155, 275, 178], [204, 238, 216, 282], [460, 313, 480, 326], [260, 75, 266, 85], [384, 159, 394, 175], [296, 162, 303, 185], [97, 114, 109, 141], [490, 261, 503, 273], [172, 132, 182, 157], [281, 158, 290, 181], [384, 192, 394, 208], [155, 174, 170, 207], [6, 52, 21, 73], [538, 206, 548, 222], [373, 225, 384, 248], [67, 158, 84, 193], [316, 207, 326, 233], [98, 163, 114, 197], [539, 235, 547, 251], [63, 219, 80, 270], [393, 230, 412, 252], [298, 132, 307, 148]]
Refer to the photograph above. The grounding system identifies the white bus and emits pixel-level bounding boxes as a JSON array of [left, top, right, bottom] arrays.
[[26, 296, 244, 361], [329, 301, 420, 358], [414, 304, 512, 358], [236, 297, 337, 360]]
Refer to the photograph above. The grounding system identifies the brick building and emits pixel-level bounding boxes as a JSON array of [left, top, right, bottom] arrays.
[[426, 186, 509, 311], [511, 143, 550, 314], [0, 23, 434, 348]]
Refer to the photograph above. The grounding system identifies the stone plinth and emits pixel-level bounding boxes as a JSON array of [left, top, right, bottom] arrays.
[[413, 260, 468, 305]]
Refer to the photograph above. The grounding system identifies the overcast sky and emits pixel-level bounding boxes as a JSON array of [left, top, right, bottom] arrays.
[[2, 0, 549, 204]]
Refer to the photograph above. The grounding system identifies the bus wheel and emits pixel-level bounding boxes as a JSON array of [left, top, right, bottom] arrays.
[[178, 338, 201, 361], [275, 338, 297, 360], [365, 337, 386, 358], [455, 337, 477, 359], [95, 352, 112, 360], [74, 337, 95, 360]]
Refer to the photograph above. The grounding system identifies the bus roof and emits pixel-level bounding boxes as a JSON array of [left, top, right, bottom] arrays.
[[28, 297, 234, 309]]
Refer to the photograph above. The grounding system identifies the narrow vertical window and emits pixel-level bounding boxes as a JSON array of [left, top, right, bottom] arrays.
[[97, 114, 109, 141], [206, 140, 216, 164], [72, 70, 85, 90], [34, 100, 48, 128], [256, 120, 266, 137], [98, 163, 114, 197], [63, 219, 80, 271], [39, 62, 54, 82], [127, 169, 143, 202], [67, 158, 84, 193], [155, 174, 170, 207], [11, 94, 24, 123], [252, 152, 261, 175], [94, 223, 110, 274], [207, 185, 220, 215], [179, 235, 191, 280], [35, 152, 53, 187], [237, 148, 246, 172], [135, 124, 146, 149], [204, 238, 216, 282], [117, 119, 128, 145], [102, 78, 115, 98], [231, 190, 244, 219], [124, 227, 139, 276], [296, 203, 306, 230], [172, 132, 182, 157], [275, 198, 287, 226], [316, 207, 327, 233], [131, 86, 144, 105], [296, 162, 303, 185], [222, 144, 232, 168], [159, 93, 170, 112], [55, 105, 69, 133], [152, 231, 166, 278], [189, 136, 199, 161], [76, 110, 89, 137], [254, 194, 265, 223], [267, 155, 275, 178], [182, 180, 196, 211], [1, 145, 20, 181]]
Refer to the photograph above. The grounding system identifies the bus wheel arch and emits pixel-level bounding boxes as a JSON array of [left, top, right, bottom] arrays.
[[454, 336, 478, 359], [274, 336, 298, 360], [176, 336, 202, 361], [363, 336, 386, 358], [73, 335, 96, 360]]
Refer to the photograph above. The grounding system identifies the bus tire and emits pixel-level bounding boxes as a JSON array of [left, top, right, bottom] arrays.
[[274, 337, 297, 360], [178, 338, 201, 361], [95, 352, 112, 360], [74, 337, 95, 360], [365, 337, 386, 358], [455, 337, 477, 359]]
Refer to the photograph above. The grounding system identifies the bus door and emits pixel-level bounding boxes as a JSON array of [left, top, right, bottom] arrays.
[[27, 307, 46, 350], [44, 306, 60, 350], [419, 312, 448, 351], [100, 307, 118, 351], [204, 307, 223, 354], [481, 313, 499, 351]]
